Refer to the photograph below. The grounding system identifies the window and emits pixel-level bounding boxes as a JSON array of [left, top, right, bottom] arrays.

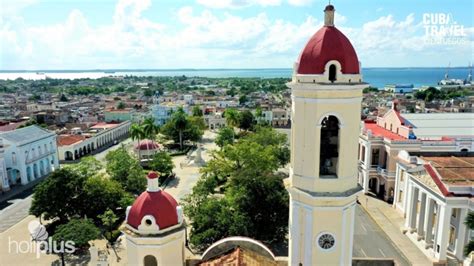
[[44, 144, 47, 153], [398, 190, 404, 203], [144, 255, 157, 266], [372, 149, 380, 165], [400, 169, 405, 182], [328, 64, 337, 82], [320, 115, 339, 177], [12, 152, 16, 164], [451, 208, 457, 218]]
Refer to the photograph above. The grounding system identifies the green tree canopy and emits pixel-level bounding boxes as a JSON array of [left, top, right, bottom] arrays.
[[161, 107, 204, 149], [30, 168, 87, 222], [238, 110, 256, 131], [53, 218, 101, 249], [192, 105, 204, 117], [105, 146, 145, 194], [182, 127, 289, 251], [465, 211, 474, 256], [149, 151, 174, 178], [215, 127, 235, 148]]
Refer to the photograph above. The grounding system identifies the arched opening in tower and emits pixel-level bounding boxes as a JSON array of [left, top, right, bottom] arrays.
[[144, 255, 158, 266], [328, 64, 337, 82], [320, 115, 339, 177]]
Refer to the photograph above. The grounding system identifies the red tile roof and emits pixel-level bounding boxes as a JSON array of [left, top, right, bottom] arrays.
[[57, 135, 86, 146], [364, 122, 406, 141]]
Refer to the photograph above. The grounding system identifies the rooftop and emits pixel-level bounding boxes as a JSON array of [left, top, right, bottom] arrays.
[[364, 121, 406, 141], [401, 113, 474, 138], [0, 125, 54, 145], [422, 156, 474, 187], [57, 135, 86, 146]]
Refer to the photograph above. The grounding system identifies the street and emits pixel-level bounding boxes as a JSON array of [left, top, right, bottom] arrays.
[[353, 205, 409, 265]]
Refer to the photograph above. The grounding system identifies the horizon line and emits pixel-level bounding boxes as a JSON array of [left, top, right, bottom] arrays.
[[0, 66, 471, 73]]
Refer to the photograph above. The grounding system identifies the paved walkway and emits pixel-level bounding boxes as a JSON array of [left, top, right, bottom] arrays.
[[359, 194, 433, 266]]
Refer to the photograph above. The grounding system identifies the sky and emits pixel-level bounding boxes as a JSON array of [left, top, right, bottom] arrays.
[[0, 0, 473, 70]]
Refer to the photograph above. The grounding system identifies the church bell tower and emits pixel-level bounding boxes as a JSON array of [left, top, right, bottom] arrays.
[[287, 4, 366, 265]]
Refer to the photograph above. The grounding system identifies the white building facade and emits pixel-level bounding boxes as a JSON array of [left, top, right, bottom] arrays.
[[58, 121, 130, 161], [358, 108, 474, 202], [0, 125, 59, 191], [394, 151, 473, 264]]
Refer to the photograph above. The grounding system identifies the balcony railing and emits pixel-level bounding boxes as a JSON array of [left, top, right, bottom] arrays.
[[25, 150, 55, 164], [377, 166, 395, 179]]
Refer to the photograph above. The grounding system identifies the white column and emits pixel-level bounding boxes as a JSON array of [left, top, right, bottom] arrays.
[[364, 144, 371, 168], [455, 208, 468, 259], [363, 171, 369, 194], [417, 192, 427, 238], [404, 184, 414, 227], [423, 197, 435, 246], [406, 185, 418, 230], [435, 205, 451, 261]]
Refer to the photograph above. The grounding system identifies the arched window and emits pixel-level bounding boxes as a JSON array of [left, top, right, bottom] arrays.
[[144, 255, 158, 266], [328, 64, 337, 83], [319, 115, 339, 177]]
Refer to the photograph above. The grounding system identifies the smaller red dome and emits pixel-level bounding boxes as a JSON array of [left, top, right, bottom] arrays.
[[296, 26, 360, 75], [135, 139, 161, 151], [147, 171, 159, 179], [127, 190, 179, 230]]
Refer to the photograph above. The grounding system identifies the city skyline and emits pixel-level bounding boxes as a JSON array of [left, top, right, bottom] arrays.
[[0, 0, 473, 70]]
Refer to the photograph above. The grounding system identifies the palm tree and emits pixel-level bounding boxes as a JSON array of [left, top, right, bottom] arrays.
[[130, 123, 144, 160], [464, 212, 474, 256], [173, 107, 188, 150], [142, 117, 159, 159], [224, 108, 239, 129]]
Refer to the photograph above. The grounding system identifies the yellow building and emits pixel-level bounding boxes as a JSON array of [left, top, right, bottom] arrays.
[[287, 4, 366, 265]]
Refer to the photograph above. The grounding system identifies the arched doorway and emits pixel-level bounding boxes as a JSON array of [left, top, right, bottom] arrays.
[[143, 255, 157, 266], [368, 177, 378, 193], [33, 164, 39, 179], [319, 115, 339, 177], [65, 151, 73, 161]]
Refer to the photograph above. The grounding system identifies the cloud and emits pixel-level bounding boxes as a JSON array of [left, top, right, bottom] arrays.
[[0, 0, 472, 69], [287, 0, 314, 7], [196, 0, 282, 9]]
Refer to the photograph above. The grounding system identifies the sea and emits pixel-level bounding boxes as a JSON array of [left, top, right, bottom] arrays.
[[0, 67, 471, 89]]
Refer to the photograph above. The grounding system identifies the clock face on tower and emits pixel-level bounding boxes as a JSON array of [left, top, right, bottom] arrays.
[[317, 233, 335, 250]]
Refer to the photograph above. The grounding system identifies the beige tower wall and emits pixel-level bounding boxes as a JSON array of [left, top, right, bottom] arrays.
[[125, 229, 185, 266], [287, 79, 365, 266], [290, 85, 364, 193]]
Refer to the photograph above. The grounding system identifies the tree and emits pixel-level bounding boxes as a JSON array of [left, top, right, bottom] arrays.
[[238, 110, 255, 131], [98, 209, 119, 245], [142, 117, 159, 157], [105, 146, 145, 193], [465, 211, 474, 256], [174, 107, 188, 150], [192, 105, 203, 117], [224, 108, 239, 128], [60, 94, 69, 102], [30, 168, 87, 222], [125, 164, 147, 195], [53, 218, 100, 249], [83, 175, 129, 222], [183, 131, 288, 251], [239, 95, 248, 105], [161, 107, 204, 150], [149, 151, 174, 179], [117, 101, 126, 109], [215, 127, 235, 148], [130, 123, 145, 159]]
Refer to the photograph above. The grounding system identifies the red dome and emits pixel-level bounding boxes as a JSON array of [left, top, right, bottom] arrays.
[[135, 139, 161, 151], [127, 190, 179, 230], [297, 26, 360, 75]]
